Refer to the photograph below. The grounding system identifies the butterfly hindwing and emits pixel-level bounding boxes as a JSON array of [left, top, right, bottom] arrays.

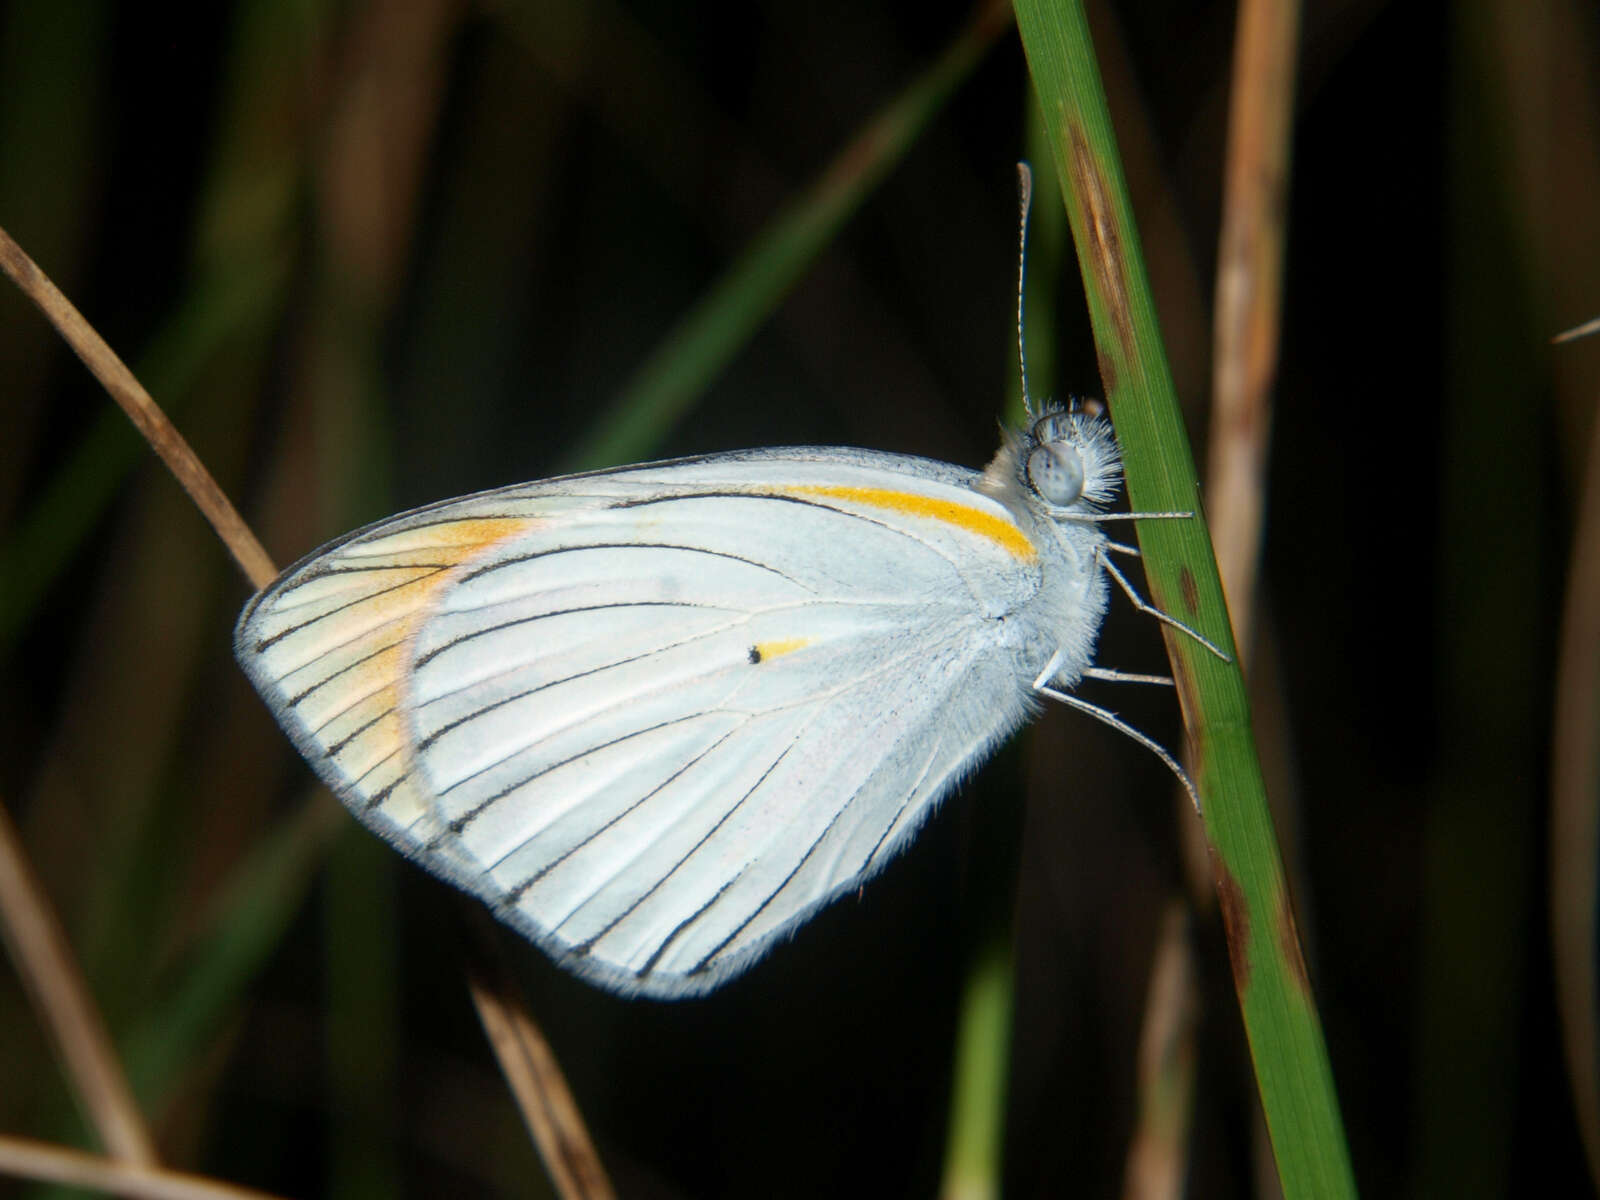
[[238, 448, 1049, 995]]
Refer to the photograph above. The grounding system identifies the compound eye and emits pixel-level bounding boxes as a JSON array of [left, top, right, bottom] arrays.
[[1027, 442, 1085, 507], [1032, 411, 1072, 443]]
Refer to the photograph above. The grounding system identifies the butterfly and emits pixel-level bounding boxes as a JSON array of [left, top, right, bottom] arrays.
[[235, 402, 1222, 998]]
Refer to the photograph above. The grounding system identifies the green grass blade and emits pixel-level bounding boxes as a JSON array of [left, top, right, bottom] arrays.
[[940, 940, 1013, 1200], [560, 2, 1012, 472], [1010, 3, 1358, 1195], [120, 793, 343, 1110]]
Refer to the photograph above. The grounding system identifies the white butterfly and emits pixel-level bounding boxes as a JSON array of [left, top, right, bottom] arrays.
[[235, 404, 1221, 997]]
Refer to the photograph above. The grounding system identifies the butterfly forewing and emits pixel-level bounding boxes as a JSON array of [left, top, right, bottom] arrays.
[[237, 448, 1050, 995]]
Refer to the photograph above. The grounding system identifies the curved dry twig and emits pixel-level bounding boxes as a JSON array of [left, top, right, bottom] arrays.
[[1206, 0, 1299, 659], [0, 226, 275, 590], [0, 797, 157, 1165], [1128, 0, 1301, 1193], [1121, 903, 1199, 1200], [0, 1133, 283, 1200], [462, 924, 617, 1200], [0, 223, 612, 1199], [1552, 403, 1600, 1186]]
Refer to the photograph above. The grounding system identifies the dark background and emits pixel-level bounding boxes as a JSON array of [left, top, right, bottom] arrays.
[[1, 1, 1595, 1196]]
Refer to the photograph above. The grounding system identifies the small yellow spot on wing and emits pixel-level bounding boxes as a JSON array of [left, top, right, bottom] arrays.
[[782, 485, 1035, 561], [749, 637, 811, 664]]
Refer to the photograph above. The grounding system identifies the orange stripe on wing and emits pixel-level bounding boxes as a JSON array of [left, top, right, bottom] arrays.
[[269, 516, 541, 795], [780, 485, 1035, 561], [350, 516, 543, 561]]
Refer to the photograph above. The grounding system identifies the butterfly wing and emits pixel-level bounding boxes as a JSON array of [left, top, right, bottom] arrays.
[[237, 448, 1051, 996]]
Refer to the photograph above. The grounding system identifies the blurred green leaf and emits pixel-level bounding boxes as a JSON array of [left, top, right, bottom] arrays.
[[122, 792, 343, 1110], [561, 2, 1013, 471]]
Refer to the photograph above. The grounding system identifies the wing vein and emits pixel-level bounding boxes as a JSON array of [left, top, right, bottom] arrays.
[[608, 744, 799, 974], [417, 614, 756, 749], [457, 540, 813, 592], [254, 567, 451, 650], [449, 711, 744, 830], [502, 724, 743, 892], [287, 637, 407, 708], [414, 600, 737, 671]]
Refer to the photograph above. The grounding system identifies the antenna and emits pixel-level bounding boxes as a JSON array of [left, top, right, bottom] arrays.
[[1016, 162, 1035, 421]]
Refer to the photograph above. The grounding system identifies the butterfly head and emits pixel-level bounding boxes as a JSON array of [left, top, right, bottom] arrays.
[[982, 401, 1123, 518]]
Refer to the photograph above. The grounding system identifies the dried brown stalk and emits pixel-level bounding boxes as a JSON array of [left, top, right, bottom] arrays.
[[1206, 0, 1299, 657], [1552, 405, 1600, 1185], [466, 959, 617, 1200], [0, 227, 275, 590], [1127, 0, 1300, 1193], [0, 1133, 285, 1200], [0, 798, 157, 1165], [0, 222, 612, 1199]]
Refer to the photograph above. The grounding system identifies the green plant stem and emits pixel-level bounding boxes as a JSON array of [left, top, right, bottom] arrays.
[[1011, 2, 1357, 1196]]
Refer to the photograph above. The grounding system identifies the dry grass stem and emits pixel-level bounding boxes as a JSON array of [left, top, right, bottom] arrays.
[[0, 1133, 284, 1200], [1197, 2, 1303, 1184], [0, 224, 613, 1196], [1127, 0, 1301, 1185], [1205, 0, 1300, 657], [0, 798, 157, 1164], [1552, 316, 1600, 343], [0, 224, 275, 590], [1121, 904, 1199, 1200], [1552, 407, 1600, 1185], [464, 947, 616, 1200]]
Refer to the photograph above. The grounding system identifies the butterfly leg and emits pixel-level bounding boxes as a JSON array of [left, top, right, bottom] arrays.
[[1034, 682, 1202, 816], [1031, 647, 1068, 692], [1081, 666, 1173, 686], [1033, 650, 1172, 689], [1072, 510, 1194, 523], [1097, 550, 1232, 663]]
